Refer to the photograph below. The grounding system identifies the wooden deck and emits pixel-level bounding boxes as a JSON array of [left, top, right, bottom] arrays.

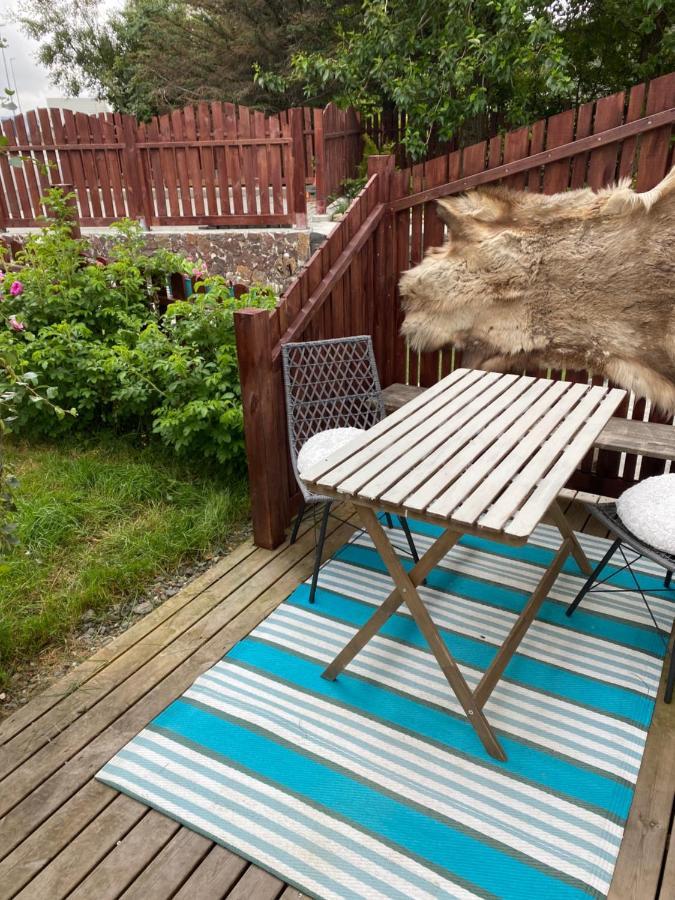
[[0, 493, 673, 900]]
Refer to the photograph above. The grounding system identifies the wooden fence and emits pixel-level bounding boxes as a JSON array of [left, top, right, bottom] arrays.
[[0, 102, 362, 230], [234, 73, 675, 548]]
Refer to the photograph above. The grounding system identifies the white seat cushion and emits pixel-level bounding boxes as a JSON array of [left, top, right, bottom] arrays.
[[297, 427, 365, 476], [616, 474, 675, 555]]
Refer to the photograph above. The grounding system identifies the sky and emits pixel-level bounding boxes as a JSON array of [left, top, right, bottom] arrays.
[[0, 1, 123, 113]]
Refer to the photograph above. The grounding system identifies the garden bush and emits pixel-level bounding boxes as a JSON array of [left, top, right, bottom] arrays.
[[0, 189, 276, 472]]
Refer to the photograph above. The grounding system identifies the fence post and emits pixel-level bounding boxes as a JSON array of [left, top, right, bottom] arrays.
[[289, 108, 308, 229], [313, 107, 327, 214], [367, 155, 396, 383], [234, 307, 289, 549], [121, 114, 153, 229]]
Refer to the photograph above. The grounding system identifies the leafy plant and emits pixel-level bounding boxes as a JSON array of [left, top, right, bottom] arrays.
[[0, 188, 276, 476]]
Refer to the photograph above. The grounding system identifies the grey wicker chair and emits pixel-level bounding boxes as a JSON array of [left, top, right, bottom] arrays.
[[281, 336, 419, 603], [566, 502, 674, 703]]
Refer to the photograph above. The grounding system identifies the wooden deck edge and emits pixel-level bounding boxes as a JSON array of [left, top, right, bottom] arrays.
[[0, 510, 358, 888], [0, 504, 348, 754]]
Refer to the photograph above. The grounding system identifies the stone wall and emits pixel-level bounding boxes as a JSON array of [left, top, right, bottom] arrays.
[[88, 229, 312, 292], [6, 228, 313, 293]]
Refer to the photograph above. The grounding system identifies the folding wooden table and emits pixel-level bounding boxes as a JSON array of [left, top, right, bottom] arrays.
[[302, 368, 625, 761]]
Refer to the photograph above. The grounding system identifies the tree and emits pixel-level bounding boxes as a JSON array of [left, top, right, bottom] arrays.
[[16, 0, 354, 118], [263, 0, 674, 158]]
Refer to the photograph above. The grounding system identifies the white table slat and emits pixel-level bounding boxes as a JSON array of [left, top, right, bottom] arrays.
[[479, 386, 612, 532], [300, 368, 485, 486], [506, 388, 626, 537], [379, 375, 533, 507], [350, 373, 521, 500], [453, 381, 591, 525], [302, 369, 626, 542], [427, 379, 572, 518], [400, 377, 547, 513]]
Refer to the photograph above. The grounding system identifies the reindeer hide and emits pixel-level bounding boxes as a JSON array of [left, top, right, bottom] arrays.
[[399, 167, 675, 413]]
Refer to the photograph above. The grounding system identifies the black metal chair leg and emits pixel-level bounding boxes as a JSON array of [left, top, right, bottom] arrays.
[[398, 516, 419, 563], [289, 497, 307, 545], [665, 650, 674, 704], [566, 537, 622, 617], [665, 570, 672, 590], [309, 502, 331, 604]]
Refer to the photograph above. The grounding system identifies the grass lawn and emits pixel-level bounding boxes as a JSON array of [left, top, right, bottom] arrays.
[[0, 437, 249, 688]]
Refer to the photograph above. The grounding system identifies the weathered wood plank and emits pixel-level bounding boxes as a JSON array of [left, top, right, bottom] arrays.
[[172, 845, 247, 899], [66, 809, 179, 900], [382, 384, 675, 461], [0, 513, 357, 864], [119, 827, 212, 899]]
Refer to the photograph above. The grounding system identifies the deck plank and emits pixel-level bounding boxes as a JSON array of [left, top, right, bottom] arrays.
[[67, 809, 180, 900], [0, 537, 260, 746], [0, 781, 115, 895], [0, 511, 357, 874], [0, 498, 672, 900], [171, 845, 248, 899], [607, 634, 675, 900], [225, 865, 285, 899], [12, 795, 148, 899], [0, 519, 324, 775], [118, 828, 213, 899], [0, 508, 353, 815]]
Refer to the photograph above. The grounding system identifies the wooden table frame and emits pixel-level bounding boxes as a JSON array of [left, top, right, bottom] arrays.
[[321, 499, 593, 761], [302, 368, 625, 761]]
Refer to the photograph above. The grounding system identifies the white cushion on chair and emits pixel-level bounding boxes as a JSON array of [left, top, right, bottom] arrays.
[[616, 474, 675, 554], [297, 427, 365, 476]]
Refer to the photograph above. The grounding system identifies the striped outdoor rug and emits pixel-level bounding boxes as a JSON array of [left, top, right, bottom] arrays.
[[97, 519, 674, 900]]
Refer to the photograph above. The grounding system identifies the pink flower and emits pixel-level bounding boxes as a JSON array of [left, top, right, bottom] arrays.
[[192, 260, 207, 280], [0, 271, 5, 280], [9, 280, 23, 296], [8, 315, 25, 332]]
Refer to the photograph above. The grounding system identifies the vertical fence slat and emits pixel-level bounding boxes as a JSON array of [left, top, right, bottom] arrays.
[[5, 117, 34, 221], [267, 114, 284, 216], [569, 101, 594, 188], [170, 109, 191, 219], [197, 102, 218, 217], [183, 105, 204, 218], [542, 109, 576, 193], [587, 91, 626, 189], [158, 113, 180, 218]]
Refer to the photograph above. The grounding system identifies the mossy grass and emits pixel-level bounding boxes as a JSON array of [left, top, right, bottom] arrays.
[[0, 434, 249, 687]]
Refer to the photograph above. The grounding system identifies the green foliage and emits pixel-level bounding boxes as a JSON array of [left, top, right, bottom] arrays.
[[265, 0, 674, 159], [0, 438, 249, 685], [17, 0, 355, 117], [0, 189, 276, 473]]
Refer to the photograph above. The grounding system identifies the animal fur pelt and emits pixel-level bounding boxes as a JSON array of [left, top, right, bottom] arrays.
[[399, 166, 675, 414]]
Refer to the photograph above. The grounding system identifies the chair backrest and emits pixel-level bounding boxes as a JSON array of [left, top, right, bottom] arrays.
[[281, 336, 385, 495]]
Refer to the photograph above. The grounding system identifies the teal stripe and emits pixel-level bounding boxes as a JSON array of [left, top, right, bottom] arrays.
[[150, 698, 595, 900], [227, 638, 634, 820], [398, 517, 675, 601], [105, 742, 440, 900], [337, 542, 667, 656], [318, 561, 659, 696], [288, 584, 655, 728], [263, 606, 645, 771], [195, 667, 620, 861]]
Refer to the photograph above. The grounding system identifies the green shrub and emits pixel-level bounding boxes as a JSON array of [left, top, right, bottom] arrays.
[[0, 189, 276, 473]]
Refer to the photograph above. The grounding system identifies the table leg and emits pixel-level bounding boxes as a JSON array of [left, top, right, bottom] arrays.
[[325, 506, 507, 761], [549, 499, 593, 575], [322, 510, 461, 681], [473, 537, 573, 708]]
